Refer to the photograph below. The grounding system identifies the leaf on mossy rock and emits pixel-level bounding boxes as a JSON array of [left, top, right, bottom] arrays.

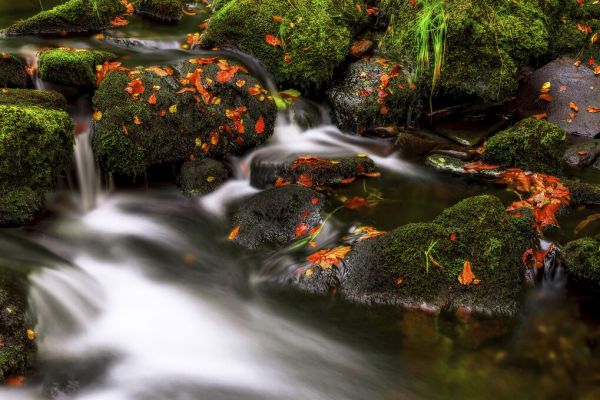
[[265, 34, 282, 47], [458, 260, 480, 285], [307, 246, 351, 270]]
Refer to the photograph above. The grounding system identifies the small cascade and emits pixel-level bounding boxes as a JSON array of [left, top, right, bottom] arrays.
[[540, 240, 567, 291]]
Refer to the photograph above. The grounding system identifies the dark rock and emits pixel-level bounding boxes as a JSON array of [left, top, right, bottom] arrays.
[[178, 159, 229, 196], [230, 185, 324, 250], [136, 0, 183, 24], [0, 53, 29, 88], [250, 154, 378, 189], [563, 178, 600, 207], [425, 154, 502, 178], [39, 48, 116, 88], [516, 57, 600, 138], [564, 140, 600, 168], [563, 238, 600, 286]]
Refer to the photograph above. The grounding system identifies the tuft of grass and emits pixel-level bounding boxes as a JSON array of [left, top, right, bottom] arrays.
[[423, 239, 439, 274]]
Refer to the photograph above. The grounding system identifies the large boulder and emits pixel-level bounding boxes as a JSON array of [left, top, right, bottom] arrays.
[[288, 195, 535, 317], [230, 185, 325, 250], [482, 118, 566, 174], [327, 57, 417, 134], [136, 0, 183, 24], [0, 88, 66, 110], [0, 53, 29, 88], [516, 57, 600, 138], [178, 159, 229, 196], [39, 48, 116, 88], [92, 56, 277, 176], [563, 237, 600, 286], [200, 0, 364, 91], [3, 0, 130, 36]]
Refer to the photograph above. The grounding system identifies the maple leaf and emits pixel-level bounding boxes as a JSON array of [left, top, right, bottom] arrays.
[[297, 173, 313, 187], [307, 246, 351, 270], [265, 33, 282, 47], [344, 196, 371, 210], [354, 226, 385, 241]]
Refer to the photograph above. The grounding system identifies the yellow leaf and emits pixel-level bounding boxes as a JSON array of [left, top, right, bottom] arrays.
[[169, 104, 177, 113], [26, 329, 36, 341]]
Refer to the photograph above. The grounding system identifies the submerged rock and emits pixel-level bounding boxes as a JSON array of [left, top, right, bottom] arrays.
[[327, 57, 417, 134], [136, 0, 183, 24], [0, 53, 29, 88], [482, 118, 566, 174], [92, 57, 277, 176], [200, 0, 363, 91], [516, 57, 600, 138], [564, 140, 600, 168], [0, 88, 66, 110], [250, 154, 379, 189], [230, 185, 324, 250], [39, 48, 116, 88], [290, 195, 534, 317], [563, 237, 600, 286], [3, 0, 129, 36], [178, 159, 229, 196]]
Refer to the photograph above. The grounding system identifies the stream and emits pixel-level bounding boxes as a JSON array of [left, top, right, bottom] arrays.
[[1, 1, 600, 399]]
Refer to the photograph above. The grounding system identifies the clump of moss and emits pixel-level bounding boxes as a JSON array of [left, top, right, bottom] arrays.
[[0, 187, 43, 226], [0, 105, 73, 190], [39, 48, 116, 88], [563, 238, 600, 286], [4, 0, 127, 36], [482, 118, 566, 174], [200, 0, 359, 91], [136, 0, 183, 24], [380, 0, 550, 102], [338, 195, 532, 316], [0, 88, 67, 110], [562, 178, 600, 206], [178, 159, 229, 196], [0, 54, 29, 89]]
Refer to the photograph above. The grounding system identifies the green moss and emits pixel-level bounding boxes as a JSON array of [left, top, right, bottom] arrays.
[[0, 54, 28, 88], [0, 105, 73, 190], [39, 48, 116, 88], [4, 0, 126, 36], [380, 0, 550, 102], [563, 238, 600, 285], [201, 0, 356, 91], [137, 0, 183, 24], [178, 159, 229, 195], [0, 187, 42, 226], [563, 178, 600, 206], [0, 88, 66, 110], [482, 118, 566, 174]]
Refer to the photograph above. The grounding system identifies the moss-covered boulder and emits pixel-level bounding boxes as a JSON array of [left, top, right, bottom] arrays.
[[230, 185, 324, 250], [0, 88, 67, 110], [380, 0, 549, 103], [92, 57, 277, 176], [0, 53, 29, 89], [3, 0, 129, 36], [482, 118, 566, 174], [563, 238, 600, 286], [250, 153, 379, 189], [200, 0, 363, 91], [0, 105, 73, 226], [563, 178, 600, 207], [178, 159, 229, 196], [291, 195, 534, 317], [136, 0, 183, 24], [39, 48, 116, 88], [327, 57, 417, 134]]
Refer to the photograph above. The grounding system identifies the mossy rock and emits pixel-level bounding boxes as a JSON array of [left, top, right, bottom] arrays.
[[327, 57, 417, 134], [294, 195, 533, 317], [200, 0, 363, 91], [0, 54, 29, 89], [136, 0, 183, 24], [482, 118, 566, 174], [563, 237, 600, 286], [0, 187, 43, 226], [564, 140, 600, 168], [0, 88, 67, 110], [230, 185, 324, 250], [92, 57, 277, 176], [39, 48, 116, 88], [562, 178, 600, 207], [250, 153, 378, 189], [178, 159, 229, 196], [380, 0, 549, 103], [3, 0, 127, 36]]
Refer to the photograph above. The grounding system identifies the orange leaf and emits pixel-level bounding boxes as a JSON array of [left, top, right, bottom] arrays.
[[272, 15, 283, 23], [265, 34, 282, 47], [148, 93, 157, 105], [297, 173, 313, 187], [458, 260, 476, 285], [4, 375, 25, 387], [229, 226, 240, 241], [110, 16, 129, 27], [295, 223, 309, 238], [587, 106, 600, 113], [344, 196, 370, 210], [569, 101, 579, 112], [532, 113, 547, 120], [255, 115, 265, 134], [307, 246, 351, 269], [538, 93, 553, 102], [311, 197, 319, 205]]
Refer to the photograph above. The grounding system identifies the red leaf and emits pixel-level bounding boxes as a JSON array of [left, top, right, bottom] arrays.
[[265, 34, 282, 47], [344, 196, 370, 210], [295, 223, 309, 238], [255, 116, 265, 134], [297, 173, 313, 187]]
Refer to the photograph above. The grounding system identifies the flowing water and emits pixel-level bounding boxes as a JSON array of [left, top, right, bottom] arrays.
[[1, 2, 600, 399]]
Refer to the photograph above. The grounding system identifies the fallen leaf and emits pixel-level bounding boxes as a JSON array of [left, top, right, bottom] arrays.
[[93, 110, 103, 121], [307, 246, 351, 269], [229, 226, 240, 241], [532, 113, 547, 120], [295, 223, 309, 238], [255, 116, 265, 134], [148, 93, 157, 105], [587, 106, 600, 112], [4, 375, 25, 387], [344, 196, 371, 210], [265, 33, 282, 47], [458, 260, 476, 285], [539, 93, 553, 102], [569, 101, 579, 112], [297, 173, 313, 187]]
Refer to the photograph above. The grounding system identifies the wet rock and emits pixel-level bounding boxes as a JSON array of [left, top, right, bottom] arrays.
[[395, 130, 450, 157], [200, 0, 365, 91], [0, 53, 29, 88], [563, 237, 600, 286], [516, 57, 600, 138], [136, 0, 183, 24], [0, 105, 73, 226], [250, 154, 378, 189], [564, 140, 600, 168], [292, 195, 534, 317], [178, 159, 229, 196], [3, 0, 128, 36], [39, 48, 116, 88], [425, 155, 502, 178], [562, 178, 600, 207], [328, 57, 417, 134], [230, 185, 324, 250], [349, 39, 374, 59], [0, 88, 67, 110], [482, 118, 566, 174], [92, 57, 277, 176]]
